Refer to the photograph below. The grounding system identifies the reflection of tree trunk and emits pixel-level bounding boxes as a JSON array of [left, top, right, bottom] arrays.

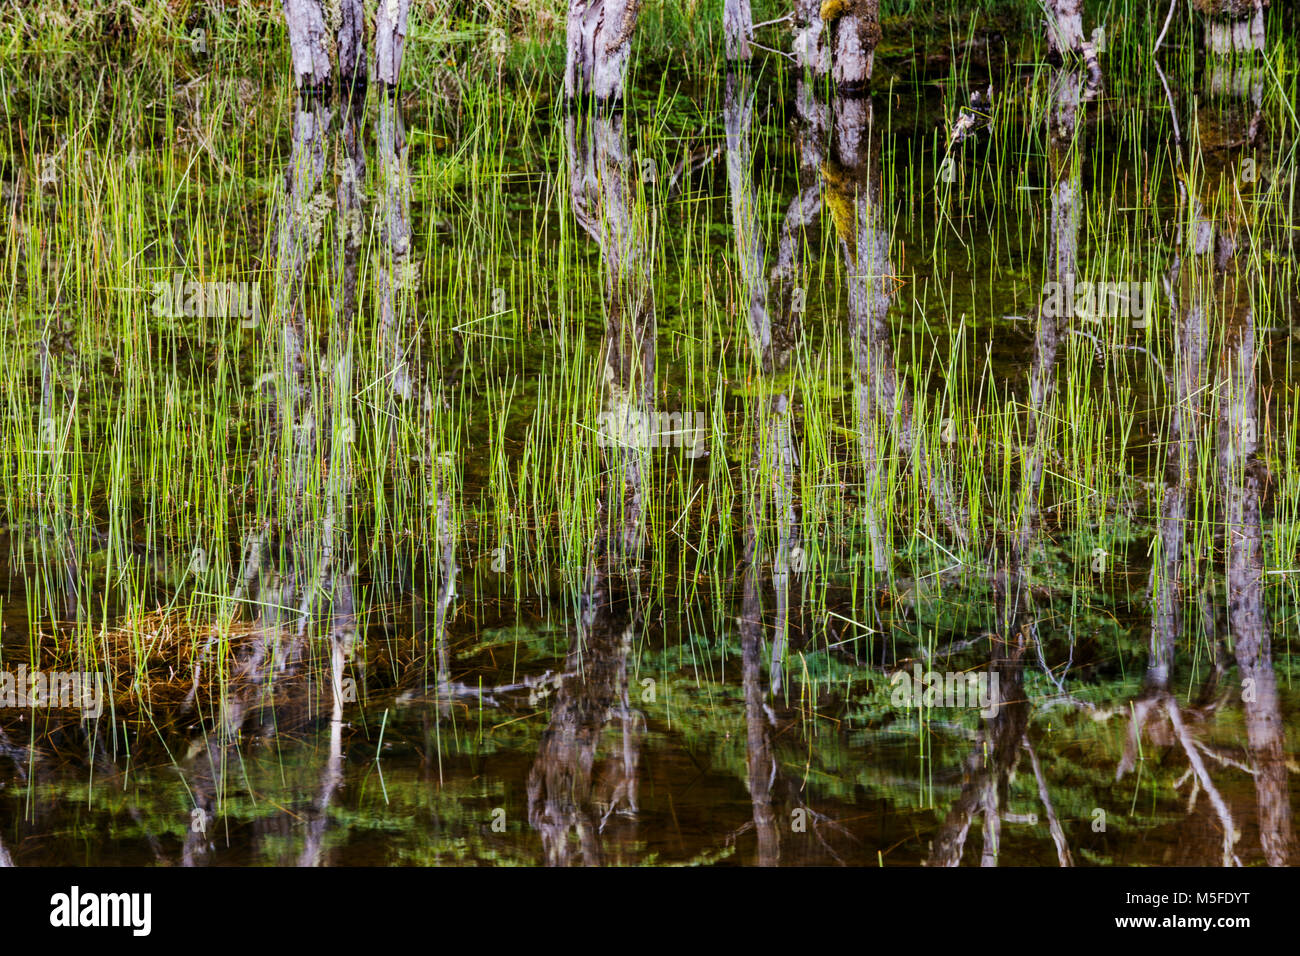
[[567, 109, 654, 561], [528, 103, 651, 866], [726, 68, 801, 696], [35, 337, 84, 622], [1007, 68, 1076, 586], [926, 658, 1029, 866], [527, 574, 640, 866], [186, 83, 361, 865], [270, 94, 330, 535], [828, 96, 968, 569], [376, 97, 414, 401], [298, 629, 346, 866], [1218, 282, 1292, 867], [1146, 218, 1210, 692], [725, 71, 769, 359], [928, 65, 1080, 868], [741, 523, 780, 865], [770, 81, 825, 348], [565, 0, 642, 102], [336, 94, 365, 331]]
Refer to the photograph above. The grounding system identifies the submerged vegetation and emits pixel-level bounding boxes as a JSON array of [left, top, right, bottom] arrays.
[[0, 0, 1297, 867]]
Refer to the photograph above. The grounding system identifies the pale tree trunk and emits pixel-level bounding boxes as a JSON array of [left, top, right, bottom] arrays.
[[1196, 0, 1266, 56], [1219, 309, 1293, 866], [1214, 223, 1293, 863], [1045, 0, 1102, 96], [741, 500, 780, 863], [928, 65, 1084, 867], [375, 99, 413, 401], [724, 0, 753, 61], [337, 0, 366, 88], [828, 96, 970, 561], [724, 72, 769, 358], [1044, 0, 1084, 55], [565, 0, 642, 101], [282, 0, 368, 89], [826, 0, 880, 87], [769, 81, 825, 340], [272, 95, 331, 520], [792, 0, 829, 74], [568, 110, 655, 559], [282, 0, 331, 88], [374, 0, 413, 87], [526, 108, 653, 865]]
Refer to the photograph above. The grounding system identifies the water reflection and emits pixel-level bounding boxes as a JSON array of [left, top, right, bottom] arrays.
[[524, 104, 650, 865], [1, 13, 1297, 869], [925, 57, 1080, 866], [726, 59, 795, 864], [179, 82, 365, 865]]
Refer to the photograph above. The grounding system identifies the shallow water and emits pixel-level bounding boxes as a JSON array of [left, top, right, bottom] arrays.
[[1, 23, 1298, 866]]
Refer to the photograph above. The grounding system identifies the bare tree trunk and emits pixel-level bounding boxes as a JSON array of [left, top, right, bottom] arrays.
[[1147, 203, 1211, 691], [374, 0, 412, 88], [1044, 0, 1084, 56], [825, 0, 880, 87], [337, 0, 366, 88], [281, 0, 332, 89], [768, 81, 825, 349], [566, 0, 642, 101], [1044, 0, 1102, 96], [828, 97, 970, 558], [1196, 0, 1266, 55], [726, 67, 801, 697], [741, 515, 780, 864], [724, 0, 753, 61], [928, 63, 1083, 868], [793, 0, 829, 74], [725, 71, 769, 357]]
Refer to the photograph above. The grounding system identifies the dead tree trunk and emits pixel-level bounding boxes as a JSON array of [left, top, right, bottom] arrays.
[[565, 0, 642, 101], [1044, 0, 1102, 97], [1044, 0, 1084, 56], [1217, 260, 1293, 866], [1195, 0, 1266, 56], [374, 0, 413, 88], [724, 0, 753, 61], [824, 0, 880, 88], [337, 0, 366, 89], [281, 0, 368, 91], [281, 0, 332, 89], [793, 0, 829, 74]]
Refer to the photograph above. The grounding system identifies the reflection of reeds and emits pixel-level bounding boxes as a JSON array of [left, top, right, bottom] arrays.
[[1, 0, 1298, 866]]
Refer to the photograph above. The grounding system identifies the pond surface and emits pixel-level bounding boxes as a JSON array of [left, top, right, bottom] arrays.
[[1, 12, 1298, 866]]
